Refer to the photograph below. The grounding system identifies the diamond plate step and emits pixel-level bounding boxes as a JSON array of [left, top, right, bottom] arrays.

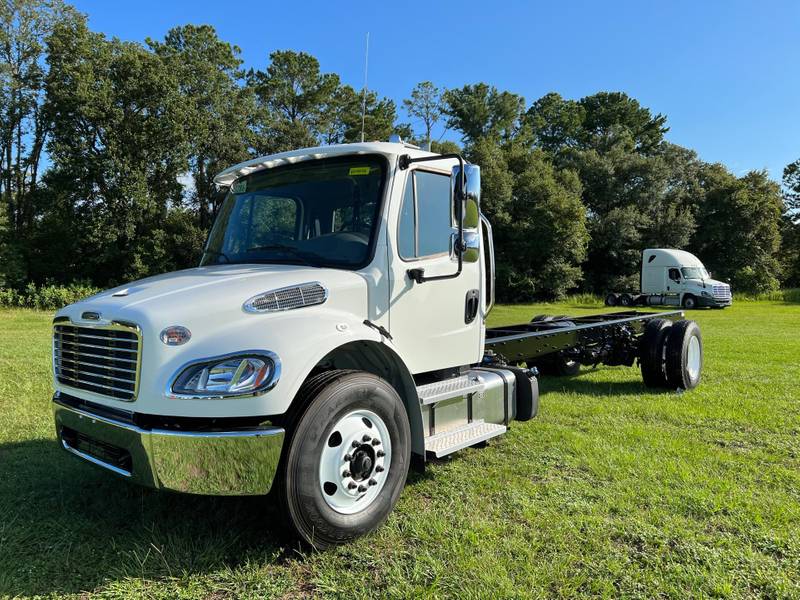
[[424, 420, 507, 458], [416, 374, 483, 406]]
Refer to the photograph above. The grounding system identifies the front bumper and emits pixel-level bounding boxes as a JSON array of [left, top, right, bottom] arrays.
[[53, 398, 285, 495], [698, 296, 732, 307]]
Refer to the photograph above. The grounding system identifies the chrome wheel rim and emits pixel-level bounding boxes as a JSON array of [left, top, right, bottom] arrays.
[[318, 409, 391, 514], [686, 335, 701, 380]]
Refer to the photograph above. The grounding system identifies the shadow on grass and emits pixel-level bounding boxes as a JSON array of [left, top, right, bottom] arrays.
[[0, 439, 297, 597], [537, 371, 674, 398], [0, 436, 439, 597]]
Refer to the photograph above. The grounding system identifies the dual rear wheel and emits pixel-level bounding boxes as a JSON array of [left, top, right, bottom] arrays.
[[640, 318, 702, 390]]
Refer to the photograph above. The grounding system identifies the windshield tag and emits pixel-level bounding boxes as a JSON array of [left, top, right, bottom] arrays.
[[231, 180, 247, 194], [348, 166, 370, 176]]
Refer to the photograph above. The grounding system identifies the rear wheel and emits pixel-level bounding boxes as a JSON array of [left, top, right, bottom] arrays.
[[278, 371, 411, 549], [665, 320, 702, 390], [604, 293, 618, 307], [619, 293, 633, 307], [639, 318, 672, 388]]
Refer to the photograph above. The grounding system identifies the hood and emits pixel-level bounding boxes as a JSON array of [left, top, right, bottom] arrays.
[[56, 264, 369, 328], [685, 277, 728, 288]]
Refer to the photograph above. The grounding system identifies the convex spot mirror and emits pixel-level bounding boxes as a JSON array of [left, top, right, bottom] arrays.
[[451, 164, 481, 263]]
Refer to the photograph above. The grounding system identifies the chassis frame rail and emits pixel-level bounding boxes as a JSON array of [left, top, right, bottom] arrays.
[[485, 310, 684, 364]]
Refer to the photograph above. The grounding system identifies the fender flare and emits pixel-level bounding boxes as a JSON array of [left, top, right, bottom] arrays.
[[284, 326, 424, 457]]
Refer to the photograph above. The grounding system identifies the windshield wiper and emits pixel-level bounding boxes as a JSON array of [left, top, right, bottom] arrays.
[[245, 244, 320, 268], [203, 249, 231, 263]]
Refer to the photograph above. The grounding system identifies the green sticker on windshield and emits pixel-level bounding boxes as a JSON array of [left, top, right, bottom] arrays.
[[348, 166, 371, 176], [231, 179, 247, 194]]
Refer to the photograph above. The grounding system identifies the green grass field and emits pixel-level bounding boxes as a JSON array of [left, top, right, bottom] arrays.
[[1, 300, 799, 599]]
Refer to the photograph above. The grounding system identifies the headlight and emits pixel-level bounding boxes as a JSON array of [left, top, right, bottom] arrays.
[[168, 351, 280, 399]]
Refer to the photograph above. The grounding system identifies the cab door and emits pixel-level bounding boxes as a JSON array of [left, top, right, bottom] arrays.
[[387, 166, 483, 374], [664, 267, 683, 306]]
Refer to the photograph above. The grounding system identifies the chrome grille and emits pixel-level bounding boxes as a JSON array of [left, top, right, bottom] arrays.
[[244, 282, 328, 313], [53, 322, 141, 401], [712, 284, 732, 301]]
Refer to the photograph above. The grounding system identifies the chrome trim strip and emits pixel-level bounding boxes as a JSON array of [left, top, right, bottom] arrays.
[[56, 339, 138, 353], [56, 374, 136, 392], [165, 349, 282, 400], [57, 349, 138, 364], [55, 357, 137, 374], [61, 438, 132, 478]]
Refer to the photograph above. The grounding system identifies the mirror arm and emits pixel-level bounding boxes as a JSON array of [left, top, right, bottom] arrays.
[[399, 153, 466, 284]]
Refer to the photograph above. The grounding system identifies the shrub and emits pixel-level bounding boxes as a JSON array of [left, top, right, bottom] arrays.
[[0, 282, 102, 310]]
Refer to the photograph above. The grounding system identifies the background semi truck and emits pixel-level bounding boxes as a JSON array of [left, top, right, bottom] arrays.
[[51, 141, 704, 548], [605, 248, 732, 309]]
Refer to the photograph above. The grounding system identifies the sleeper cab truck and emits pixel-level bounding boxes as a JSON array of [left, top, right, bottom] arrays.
[[51, 141, 704, 548], [605, 248, 732, 310]]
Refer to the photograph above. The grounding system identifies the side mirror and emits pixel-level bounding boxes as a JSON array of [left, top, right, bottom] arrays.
[[452, 164, 481, 230], [451, 164, 481, 263]]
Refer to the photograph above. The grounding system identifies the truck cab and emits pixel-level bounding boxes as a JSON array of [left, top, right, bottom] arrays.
[[640, 248, 732, 309]]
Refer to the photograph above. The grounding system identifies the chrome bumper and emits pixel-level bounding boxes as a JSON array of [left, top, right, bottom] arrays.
[[53, 400, 285, 495]]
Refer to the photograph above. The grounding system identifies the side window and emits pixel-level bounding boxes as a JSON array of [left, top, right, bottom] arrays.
[[416, 171, 453, 256], [398, 177, 415, 259], [668, 268, 681, 281], [398, 170, 453, 260]]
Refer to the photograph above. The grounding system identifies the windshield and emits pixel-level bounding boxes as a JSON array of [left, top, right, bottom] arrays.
[[201, 155, 386, 269], [681, 266, 709, 279]]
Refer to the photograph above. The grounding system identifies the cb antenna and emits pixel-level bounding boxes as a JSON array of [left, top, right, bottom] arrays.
[[360, 32, 369, 143]]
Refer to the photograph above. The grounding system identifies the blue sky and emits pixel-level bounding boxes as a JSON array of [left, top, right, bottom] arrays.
[[72, 0, 800, 182]]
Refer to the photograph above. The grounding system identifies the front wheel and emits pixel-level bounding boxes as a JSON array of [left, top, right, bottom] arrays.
[[278, 370, 411, 549], [682, 294, 698, 309]]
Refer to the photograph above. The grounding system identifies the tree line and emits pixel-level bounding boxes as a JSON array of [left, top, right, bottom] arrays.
[[1, 0, 798, 299]]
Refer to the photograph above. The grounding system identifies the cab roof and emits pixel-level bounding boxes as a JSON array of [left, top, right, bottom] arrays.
[[213, 141, 441, 187], [643, 248, 704, 267]]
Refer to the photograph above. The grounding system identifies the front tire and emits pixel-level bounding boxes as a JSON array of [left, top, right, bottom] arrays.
[[682, 294, 698, 309], [278, 370, 411, 549]]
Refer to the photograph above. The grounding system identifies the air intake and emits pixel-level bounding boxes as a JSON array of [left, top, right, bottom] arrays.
[[243, 282, 328, 313]]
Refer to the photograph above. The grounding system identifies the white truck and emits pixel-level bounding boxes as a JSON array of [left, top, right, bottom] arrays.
[[604, 248, 732, 309], [51, 141, 705, 548]]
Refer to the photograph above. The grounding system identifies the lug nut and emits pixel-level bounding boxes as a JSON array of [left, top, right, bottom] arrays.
[[362, 434, 372, 442], [358, 485, 367, 493], [342, 470, 351, 478], [377, 450, 385, 458], [344, 453, 353, 461], [348, 482, 357, 490], [375, 465, 384, 473], [372, 439, 381, 446], [352, 440, 360, 448], [368, 478, 377, 486]]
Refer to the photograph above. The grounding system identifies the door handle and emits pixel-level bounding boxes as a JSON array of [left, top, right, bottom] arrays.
[[465, 289, 479, 324]]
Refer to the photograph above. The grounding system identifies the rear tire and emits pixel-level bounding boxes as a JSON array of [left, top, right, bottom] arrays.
[[605, 293, 618, 307], [619, 293, 633, 307], [665, 320, 703, 390], [639, 318, 672, 388], [278, 370, 411, 549]]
